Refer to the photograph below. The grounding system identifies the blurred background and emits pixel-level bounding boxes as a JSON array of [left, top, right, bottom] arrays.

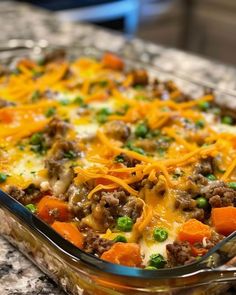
[[17, 0, 236, 66]]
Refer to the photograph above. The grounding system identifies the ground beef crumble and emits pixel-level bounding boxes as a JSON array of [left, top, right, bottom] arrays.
[[166, 231, 223, 267], [116, 153, 140, 167], [83, 230, 113, 256], [7, 184, 42, 205], [201, 181, 236, 207], [89, 190, 143, 230], [190, 156, 214, 186], [166, 241, 196, 266], [43, 117, 70, 148], [103, 120, 131, 141]]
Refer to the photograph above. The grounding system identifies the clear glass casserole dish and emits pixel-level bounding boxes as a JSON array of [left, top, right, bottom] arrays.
[[0, 44, 236, 295]]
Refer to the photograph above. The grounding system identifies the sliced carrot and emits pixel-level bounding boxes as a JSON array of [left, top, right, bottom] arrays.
[[211, 207, 236, 235], [52, 221, 84, 249], [178, 219, 212, 244], [37, 196, 69, 224], [101, 242, 142, 267], [102, 52, 124, 71], [0, 109, 14, 123]]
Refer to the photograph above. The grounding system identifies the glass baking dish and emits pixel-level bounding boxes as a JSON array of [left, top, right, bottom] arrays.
[[0, 44, 236, 295]]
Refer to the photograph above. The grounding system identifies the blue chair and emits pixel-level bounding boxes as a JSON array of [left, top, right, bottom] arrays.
[[18, 0, 140, 37]]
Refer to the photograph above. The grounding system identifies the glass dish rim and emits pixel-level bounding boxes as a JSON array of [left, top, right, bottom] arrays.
[[1, 189, 234, 280]]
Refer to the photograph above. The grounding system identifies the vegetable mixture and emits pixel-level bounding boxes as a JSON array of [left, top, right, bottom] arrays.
[[0, 51, 236, 269]]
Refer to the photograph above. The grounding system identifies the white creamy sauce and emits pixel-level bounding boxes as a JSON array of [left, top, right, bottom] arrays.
[[213, 124, 236, 134], [10, 153, 44, 182], [74, 123, 99, 139], [140, 222, 180, 263]]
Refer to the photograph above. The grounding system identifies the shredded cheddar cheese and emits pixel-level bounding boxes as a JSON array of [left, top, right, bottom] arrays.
[[0, 51, 236, 269]]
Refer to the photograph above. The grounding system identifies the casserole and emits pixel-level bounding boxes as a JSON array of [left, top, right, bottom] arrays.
[[0, 45, 235, 294]]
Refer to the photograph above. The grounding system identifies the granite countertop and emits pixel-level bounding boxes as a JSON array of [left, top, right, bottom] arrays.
[[0, 1, 236, 294]]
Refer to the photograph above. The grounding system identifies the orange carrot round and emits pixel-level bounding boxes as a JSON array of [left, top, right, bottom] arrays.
[[0, 109, 14, 123], [211, 207, 236, 235], [178, 219, 212, 244], [102, 52, 124, 71], [52, 221, 84, 249], [101, 242, 142, 267], [37, 196, 69, 224]]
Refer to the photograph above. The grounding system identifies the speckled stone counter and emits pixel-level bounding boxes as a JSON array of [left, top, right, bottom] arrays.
[[0, 1, 236, 294]]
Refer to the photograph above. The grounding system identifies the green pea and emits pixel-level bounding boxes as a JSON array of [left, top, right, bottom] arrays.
[[12, 68, 21, 75], [37, 57, 45, 66], [113, 235, 127, 243], [196, 197, 208, 209], [195, 120, 205, 128], [153, 228, 168, 242], [32, 69, 42, 78], [97, 108, 112, 123], [117, 216, 133, 232], [31, 90, 40, 102], [148, 253, 166, 269], [30, 144, 45, 154], [211, 107, 221, 115], [227, 182, 236, 190], [99, 80, 108, 87], [45, 107, 56, 118], [115, 154, 125, 163], [73, 96, 87, 107], [64, 150, 77, 159], [206, 174, 216, 181], [135, 123, 149, 138], [134, 85, 144, 90], [130, 146, 145, 155], [60, 99, 70, 106], [221, 116, 233, 125], [145, 266, 157, 270], [0, 172, 7, 183], [25, 204, 37, 213], [30, 133, 43, 145], [198, 101, 210, 111], [125, 142, 145, 155], [157, 147, 166, 157]]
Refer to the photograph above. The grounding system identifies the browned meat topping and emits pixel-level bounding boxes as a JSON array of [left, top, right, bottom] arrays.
[[7, 184, 42, 205], [194, 156, 214, 176], [103, 120, 131, 141], [42, 49, 66, 65], [6, 186, 25, 200], [116, 153, 140, 167], [120, 195, 143, 221], [0, 98, 15, 108], [167, 231, 223, 267], [175, 191, 196, 211], [67, 184, 92, 218], [201, 181, 236, 207], [185, 208, 205, 221], [90, 190, 143, 230], [130, 69, 149, 86], [166, 241, 195, 267], [43, 117, 69, 147], [50, 139, 80, 161], [190, 156, 214, 185], [45, 158, 63, 179], [175, 190, 205, 221], [83, 230, 113, 256], [164, 80, 179, 93], [135, 139, 157, 152]]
